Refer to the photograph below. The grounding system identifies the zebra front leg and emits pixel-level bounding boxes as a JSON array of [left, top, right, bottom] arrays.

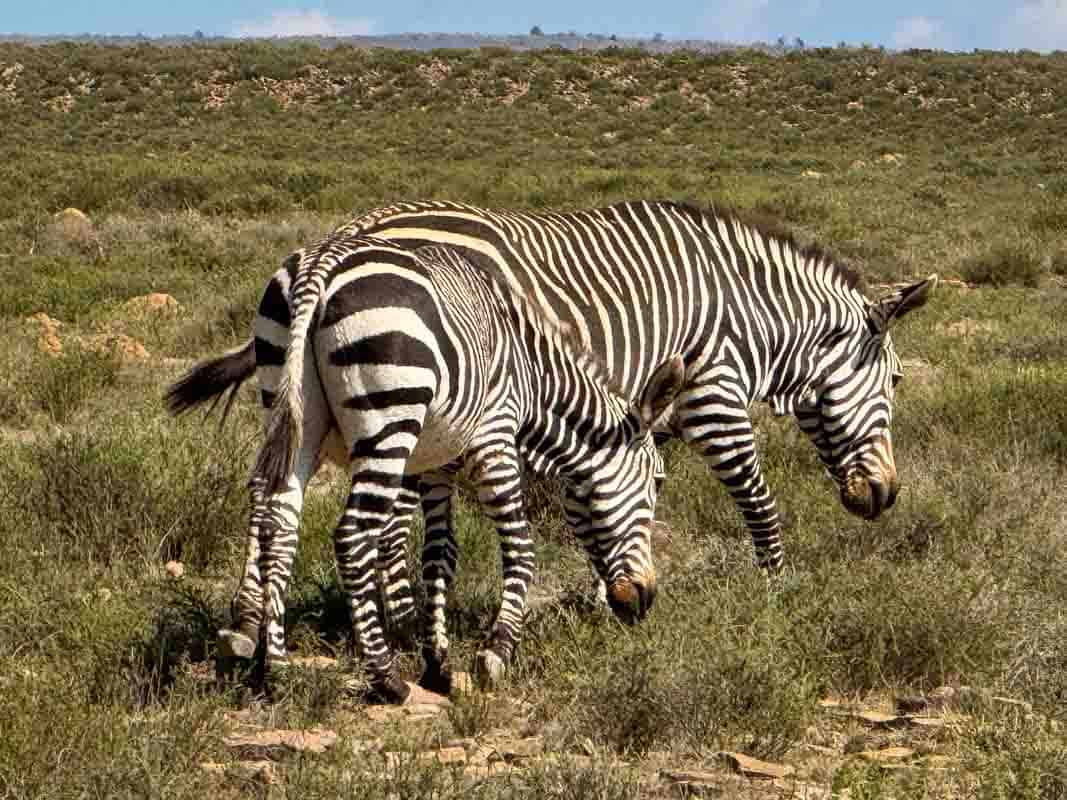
[[470, 446, 535, 689], [375, 476, 421, 651], [417, 471, 459, 695], [677, 380, 784, 571], [562, 483, 608, 606], [335, 466, 411, 704]]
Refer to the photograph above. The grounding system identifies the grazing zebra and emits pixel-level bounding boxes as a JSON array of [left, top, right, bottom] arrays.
[[169, 235, 683, 701], [171, 199, 937, 652], [321, 200, 939, 570]]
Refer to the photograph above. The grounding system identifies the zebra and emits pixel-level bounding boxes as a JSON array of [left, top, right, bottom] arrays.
[[171, 198, 937, 655], [319, 200, 939, 569], [168, 234, 684, 701]]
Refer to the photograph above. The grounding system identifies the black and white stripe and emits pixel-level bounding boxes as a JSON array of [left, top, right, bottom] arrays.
[[169, 234, 682, 700]]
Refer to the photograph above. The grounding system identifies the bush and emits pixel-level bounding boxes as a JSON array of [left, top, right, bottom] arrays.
[[959, 243, 1045, 287]]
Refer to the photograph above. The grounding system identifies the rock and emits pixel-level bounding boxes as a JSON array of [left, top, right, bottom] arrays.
[[878, 153, 905, 165], [661, 769, 727, 793], [201, 759, 278, 784], [27, 312, 64, 356], [164, 561, 184, 579], [403, 703, 444, 718], [83, 332, 151, 362], [718, 751, 796, 779], [223, 727, 339, 758], [858, 746, 915, 763], [851, 710, 909, 729], [403, 683, 451, 707], [850, 159, 868, 170], [846, 100, 864, 111], [906, 716, 947, 729], [48, 208, 103, 258], [489, 737, 544, 764], [123, 293, 180, 318], [802, 169, 824, 179]]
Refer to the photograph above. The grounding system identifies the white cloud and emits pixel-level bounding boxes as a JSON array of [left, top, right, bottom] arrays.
[[703, 0, 773, 43], [234, 9, 374, 38], [701, 0, 822, 44], [1001, 0, 1067, 51], [892, 16, 945, 49]]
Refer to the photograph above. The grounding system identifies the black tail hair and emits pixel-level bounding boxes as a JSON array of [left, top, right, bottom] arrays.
[[164, 339, 256, 427]]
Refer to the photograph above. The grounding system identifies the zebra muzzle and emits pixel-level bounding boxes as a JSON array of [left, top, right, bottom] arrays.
[[606, 577, 656, 624]]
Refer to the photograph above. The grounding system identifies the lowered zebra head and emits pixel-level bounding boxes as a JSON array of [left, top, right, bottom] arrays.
[[582, 354, 685, 625], [791, 275, 938, 521]]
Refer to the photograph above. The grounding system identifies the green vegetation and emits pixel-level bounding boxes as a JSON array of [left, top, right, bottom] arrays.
[[0, 41, 1065, 798]]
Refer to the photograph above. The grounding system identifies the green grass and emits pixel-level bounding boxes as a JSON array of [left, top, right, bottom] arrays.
[[0, 40, 1065, 799]]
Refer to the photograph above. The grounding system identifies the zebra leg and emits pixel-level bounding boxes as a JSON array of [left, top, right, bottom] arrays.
[[375, 475, 421, 651], [676, 378, 784, 571], [417, 471, 459, 695], [562, 483, 607, 605], [469, 446, 535, 689], [334, 466, 411, 704]]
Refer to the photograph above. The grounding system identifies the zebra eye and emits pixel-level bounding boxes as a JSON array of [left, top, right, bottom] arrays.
[[654, 476, 665, 493], [890, 372, 903, 389]]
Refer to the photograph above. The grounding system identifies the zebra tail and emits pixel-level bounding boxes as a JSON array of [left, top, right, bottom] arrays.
[[165, 339, 256, 425], [252, 273, 322, 495]]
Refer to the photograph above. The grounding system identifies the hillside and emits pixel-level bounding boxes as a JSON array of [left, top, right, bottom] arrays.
[[0, 42, 1065, 799]]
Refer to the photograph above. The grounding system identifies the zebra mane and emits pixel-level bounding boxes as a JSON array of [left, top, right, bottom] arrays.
[[664, 200, 867, 296]]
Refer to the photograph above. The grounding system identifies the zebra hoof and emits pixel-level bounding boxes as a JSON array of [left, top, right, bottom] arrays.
[[473, 649, 506, 690], [418, 662, 453, 696], [217, 629, 257, 661], [366, 674, 411, 705]]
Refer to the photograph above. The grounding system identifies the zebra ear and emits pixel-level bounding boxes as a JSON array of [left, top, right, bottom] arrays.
[[636, 354, 686, 431], [869, 274, 938, 335]]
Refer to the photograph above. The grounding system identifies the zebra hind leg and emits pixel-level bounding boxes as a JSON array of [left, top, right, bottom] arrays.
[[216, 479, 268, 680], [416, 471, 459, 695], [335, 464, 412, 705], [376, 476, 421, 652]]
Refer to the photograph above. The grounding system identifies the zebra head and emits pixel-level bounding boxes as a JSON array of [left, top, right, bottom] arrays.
[[794, 275, 937, 521], [588, 354, 685, 625]]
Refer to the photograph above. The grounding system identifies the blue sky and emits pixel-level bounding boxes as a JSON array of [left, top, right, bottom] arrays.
[[4, 1, 1067, 51]]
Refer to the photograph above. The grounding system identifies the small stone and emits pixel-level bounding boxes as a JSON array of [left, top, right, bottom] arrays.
[[851, 710, 908, 729], [223, 726, 339, 758], [858, 746, 915, 763], [94, 587, 113, 603], [490, 737, 544, 764], [802, 169, 824, 179], [123, 292, 180, 317], [403, 703, 444, 717], [403, 683, 452, 707], [164, 561, 184, 579], [907, 716, 947, 729], [718, 751, 796, 779], [817, 697, 844, 709], [850, 159, 868, 170]]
